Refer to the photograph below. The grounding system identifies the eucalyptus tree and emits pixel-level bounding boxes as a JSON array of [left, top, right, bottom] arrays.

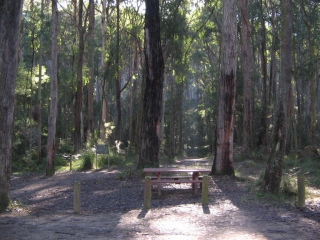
[[85, 0, 95, 139], [115, 0, 122, 141], [46, 0, 58, 176], [262, 0, 293, 193], [37, 0, 45, 163], [211, 0, 237, 175], [0, 0, 24, 211], [289, 0, 320, 148], [257, 0, 269, 148], [239, 0, 254, 154], [299, 0, 319, 145], [74, 0, 86, 153], [138, 0, 164, 168]]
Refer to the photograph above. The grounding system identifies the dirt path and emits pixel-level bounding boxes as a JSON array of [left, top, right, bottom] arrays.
[[1, 159, 319, 239]]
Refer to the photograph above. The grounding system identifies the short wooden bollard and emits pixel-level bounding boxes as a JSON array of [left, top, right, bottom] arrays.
[[201, 175, 209, 205], [70, 156, 72, 172], [297, 174, 305, 208], [74, 181, 81, 213], [143, 176, 152, 209]]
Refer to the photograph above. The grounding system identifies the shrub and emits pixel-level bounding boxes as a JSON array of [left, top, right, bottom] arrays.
[[281, 173, 297, 196], [81, 151, 94, 170]]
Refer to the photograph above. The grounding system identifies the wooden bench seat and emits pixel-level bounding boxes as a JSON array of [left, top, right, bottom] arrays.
[[151, 179, 203, 184], [150, 175, 198, 180], [150, 175, 203, 180]]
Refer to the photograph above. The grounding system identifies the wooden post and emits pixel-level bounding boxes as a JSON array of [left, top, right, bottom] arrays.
[[143, 176, 151, 209], [202, 175, 209, 205], [74, 181, 81, 213], [297, 174, 305, 208]]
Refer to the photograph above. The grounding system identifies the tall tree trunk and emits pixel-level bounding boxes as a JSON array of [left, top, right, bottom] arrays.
[[46, 0, 59, 176], [258, 0, 269, 148], [37, 0, 44, 164], [262, 0, 292, 193], [211, 0, 237, 176], [169, 62, 175, 159], [115, 0, 122, 141], [177, 81, 184, 155], [129, 40, 139, 150], [74, 0, 85, 153], [239, 0, 253, 155], [137, 0, 164, 168], [0, 0, 23, 211], [86, 0, 95, 140], [269, 1, 277, 124], [100, 0, 108, 141]]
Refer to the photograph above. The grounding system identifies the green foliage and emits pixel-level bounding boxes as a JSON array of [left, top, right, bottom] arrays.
[[103, 122, 115, 139], [117, 168, 136, 180], [81, 151, 94, 170], [58, 139, 73, 153], [281, 174, 297, 196], [284, 155, 320, 187], [12, 149, 45, 173], [100, 153, 119, 167]]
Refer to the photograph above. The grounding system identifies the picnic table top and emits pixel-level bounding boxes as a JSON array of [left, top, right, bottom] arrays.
[[143, 167, 211, 173]]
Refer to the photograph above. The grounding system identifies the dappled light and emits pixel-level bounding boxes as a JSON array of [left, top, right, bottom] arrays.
[[1, 0, 320, 238], [1, 158, 320, 239]]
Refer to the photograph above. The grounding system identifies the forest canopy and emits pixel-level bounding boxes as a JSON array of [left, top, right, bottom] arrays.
[[13, 0, 320, 171]]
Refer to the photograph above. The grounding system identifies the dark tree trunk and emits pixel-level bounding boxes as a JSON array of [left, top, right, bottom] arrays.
[[257, 0, 269, 148], [74, 0, 85, 153], [177, 81, 184, 155], [211, 0, 237, 175], [86, 0, 95, 139], [37, 0, 44, 164], [262, 0, 292, 193], [137, 0, 164, 168], [115, 0, 122, 141], [0, 0, 23, 211]]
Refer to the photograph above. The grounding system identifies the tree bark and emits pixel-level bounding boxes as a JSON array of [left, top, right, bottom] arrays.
[[211, 0, 237, 175], [115, 0, 122, 142], [86, 0, 95, 139], [137, 0, 164, 168], [257, 0, 269, 148], [46, 0, 59, 176], [239, 0, 253, 155], [37, 0, 44, 164], [100, 0, 109, 141], [74, 0, 85, 153], [0, 0, 23, 211], [262, 0, 292, 193]]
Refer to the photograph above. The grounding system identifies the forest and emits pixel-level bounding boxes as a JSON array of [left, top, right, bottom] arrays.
[[1, 0, 320, 211]]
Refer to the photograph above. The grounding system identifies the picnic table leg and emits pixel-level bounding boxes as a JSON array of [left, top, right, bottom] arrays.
[[192, 172, 200, 195], [157, 172, 161, 196], [144, 176, 152, 209], [202, 176, 209, 205]]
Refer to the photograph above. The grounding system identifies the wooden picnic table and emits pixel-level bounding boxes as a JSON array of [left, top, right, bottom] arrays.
[[143, 167, 211, 195]]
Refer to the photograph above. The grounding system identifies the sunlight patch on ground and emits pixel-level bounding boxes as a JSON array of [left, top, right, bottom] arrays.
[[211, 232, 268, 240], [307, 186, 320, 200], [149, 215, 198, 235]]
